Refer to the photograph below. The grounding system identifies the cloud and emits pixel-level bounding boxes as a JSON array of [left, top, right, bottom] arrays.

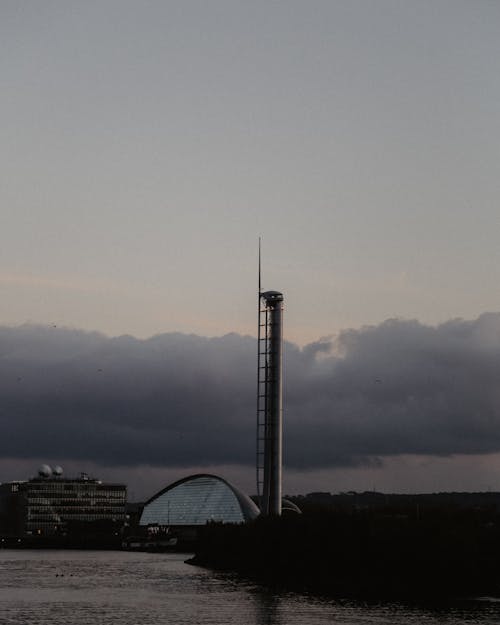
[[1, 315, 500, 472]]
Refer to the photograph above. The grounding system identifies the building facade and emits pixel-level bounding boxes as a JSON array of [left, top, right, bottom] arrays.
[[0, 466, 126, 536]]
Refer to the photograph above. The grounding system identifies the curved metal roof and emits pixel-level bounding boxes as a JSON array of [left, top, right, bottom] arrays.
[[140, 473, 260, 526]]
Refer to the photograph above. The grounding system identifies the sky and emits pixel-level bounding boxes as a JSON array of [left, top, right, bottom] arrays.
[[1, 1, 500, 499]]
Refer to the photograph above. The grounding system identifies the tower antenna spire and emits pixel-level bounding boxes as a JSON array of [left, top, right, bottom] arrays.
[[258, 236, 262, 295]]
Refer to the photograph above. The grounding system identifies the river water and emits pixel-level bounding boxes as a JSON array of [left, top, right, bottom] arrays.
[[0, 550, 499, 625]]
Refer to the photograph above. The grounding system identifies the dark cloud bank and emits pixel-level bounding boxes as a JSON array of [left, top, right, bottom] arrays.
[[2, 314, 500, 471]]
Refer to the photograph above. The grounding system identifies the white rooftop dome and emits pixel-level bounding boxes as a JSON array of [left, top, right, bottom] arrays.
[[38, 464, 52, 478]]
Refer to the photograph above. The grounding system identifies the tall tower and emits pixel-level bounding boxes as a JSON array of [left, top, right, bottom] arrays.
[[256, 251, 284, 515]]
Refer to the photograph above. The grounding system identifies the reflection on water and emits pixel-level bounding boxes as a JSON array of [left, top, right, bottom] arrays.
[[251, 590, 282, 625], [0, 550, 499, 625]]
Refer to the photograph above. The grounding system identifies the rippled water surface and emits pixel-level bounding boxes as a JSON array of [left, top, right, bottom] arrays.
[[1, 550, 499, 625]]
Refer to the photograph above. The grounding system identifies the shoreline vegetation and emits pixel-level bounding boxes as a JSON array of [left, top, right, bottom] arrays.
[[188, 501, 500, 599]]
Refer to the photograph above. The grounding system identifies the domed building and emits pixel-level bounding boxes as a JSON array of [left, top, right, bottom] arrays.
[[140, 474, 260, 527], [282, 498, 302, 514]]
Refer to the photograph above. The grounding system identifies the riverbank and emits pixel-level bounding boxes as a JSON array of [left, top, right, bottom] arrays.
[[0, 534, 123, 549], [189, 506, 500, 599]]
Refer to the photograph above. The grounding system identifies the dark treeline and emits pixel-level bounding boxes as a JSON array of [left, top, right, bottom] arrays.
[[290, 490, 500, 513], [190, 499, 500, 598]]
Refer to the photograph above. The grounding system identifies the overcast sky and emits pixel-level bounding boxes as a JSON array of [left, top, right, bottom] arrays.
[[2, 1, 500, 497]]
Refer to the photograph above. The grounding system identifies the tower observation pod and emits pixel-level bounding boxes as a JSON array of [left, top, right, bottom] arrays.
[[256, 290, 284, 516]]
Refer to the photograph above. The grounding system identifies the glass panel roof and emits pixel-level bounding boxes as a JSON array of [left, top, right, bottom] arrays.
[[140, 476, 246, 525]]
